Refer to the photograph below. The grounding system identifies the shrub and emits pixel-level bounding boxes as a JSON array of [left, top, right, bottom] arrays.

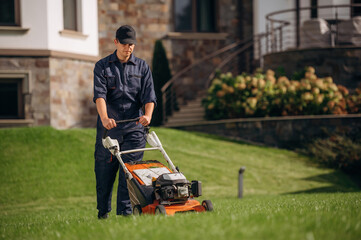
[[203, 67, 361, 120], [151, 40, 172, 126], [304, 132, 361, 174]]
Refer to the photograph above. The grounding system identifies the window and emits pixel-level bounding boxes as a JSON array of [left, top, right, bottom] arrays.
[[0, 0, 20, 26], [352, 0, 361, 17], [63, 0, 81, 31], [174, 0, 216, 32], [310, 0, 318, 18], [0, 78, 23, 119]]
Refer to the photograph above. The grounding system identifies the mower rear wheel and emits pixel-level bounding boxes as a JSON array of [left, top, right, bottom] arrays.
[[202, 200, 213, 211], [133, 205, 142, 215], [155, 205, 167, 215]]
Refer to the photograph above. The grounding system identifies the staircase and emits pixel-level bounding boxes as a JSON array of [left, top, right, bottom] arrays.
[[164, 95, 206, 127], [161, 39, 256, 127]]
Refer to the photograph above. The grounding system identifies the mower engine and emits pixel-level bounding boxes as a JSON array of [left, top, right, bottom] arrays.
[[154, 173, 202, 204]]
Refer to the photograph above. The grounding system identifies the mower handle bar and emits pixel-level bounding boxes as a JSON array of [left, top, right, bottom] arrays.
[[102, 117, 140, 139]]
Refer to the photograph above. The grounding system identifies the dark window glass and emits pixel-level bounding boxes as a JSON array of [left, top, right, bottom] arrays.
[[197, 0, 216, 32], [174, 0, 216, 32], [311, 0, 318, 18], [63, 0, 77, 31], [0, 80, 21, 119], [352, 0, 361, 17], [0, 0, 16, 26], [175, 0, 193, 32]]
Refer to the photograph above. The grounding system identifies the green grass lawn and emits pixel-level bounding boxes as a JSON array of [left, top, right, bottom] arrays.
[[0, 127, 360, 240]]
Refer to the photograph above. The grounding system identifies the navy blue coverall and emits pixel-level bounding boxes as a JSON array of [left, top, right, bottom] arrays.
[[93, 51, 156, 216]]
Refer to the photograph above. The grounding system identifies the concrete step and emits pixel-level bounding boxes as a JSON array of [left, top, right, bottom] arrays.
[[171, 111, 204, 118], [180, 96, 204, 108], [185, 102, 204, 108], [164, 95, 206, 127], [166, 114, 205, 124], [178, 106, 204, 113]]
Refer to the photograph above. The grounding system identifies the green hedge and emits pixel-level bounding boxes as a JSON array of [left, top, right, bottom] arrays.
[[203, 67, 361, 120]]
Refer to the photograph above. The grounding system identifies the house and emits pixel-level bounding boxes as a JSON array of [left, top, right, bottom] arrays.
[[1, 0, 360, 128]]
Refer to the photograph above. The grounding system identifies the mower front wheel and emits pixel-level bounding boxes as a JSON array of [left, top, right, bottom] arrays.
[[133, 205, 142, 215], [155, 205, 167, 215], [202, 200, 213, 211]]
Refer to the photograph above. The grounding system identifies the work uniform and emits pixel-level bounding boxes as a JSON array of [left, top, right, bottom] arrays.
[[93, 51, 156, 216]]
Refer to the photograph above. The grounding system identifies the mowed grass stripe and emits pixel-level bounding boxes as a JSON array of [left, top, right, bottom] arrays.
[[1, 194, 360, 240]]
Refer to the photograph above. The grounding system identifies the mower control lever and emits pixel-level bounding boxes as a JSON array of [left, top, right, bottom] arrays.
[[102, 117, 141, 139]]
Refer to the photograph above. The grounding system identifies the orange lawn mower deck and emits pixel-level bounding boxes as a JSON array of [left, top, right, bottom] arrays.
[[125, 160, 213, 215]]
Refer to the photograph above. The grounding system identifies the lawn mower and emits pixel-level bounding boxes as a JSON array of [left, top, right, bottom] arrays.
[[102, 118, 213, 215]]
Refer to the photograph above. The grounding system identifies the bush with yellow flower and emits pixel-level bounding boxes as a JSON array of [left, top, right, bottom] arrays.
[[203, 67, 361, 120]]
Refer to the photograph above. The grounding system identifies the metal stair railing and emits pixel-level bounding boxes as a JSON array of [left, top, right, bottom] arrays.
[[206, 40, 255, 88], [161, 38, 256, 125], [265, 4, 361, 51]]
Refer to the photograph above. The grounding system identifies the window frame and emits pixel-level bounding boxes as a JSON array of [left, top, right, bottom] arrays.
[[0, 0, 21, 27], [0, 71, 31, 120], [173, 0, 218, 33], [63, 0, 82, 32], [0, 78, 24, 119]]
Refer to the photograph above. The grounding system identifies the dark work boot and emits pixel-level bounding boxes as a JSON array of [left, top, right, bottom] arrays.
[[98, 212, 109, 219]]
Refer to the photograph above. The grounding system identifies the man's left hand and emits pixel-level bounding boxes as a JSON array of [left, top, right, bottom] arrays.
[[138, 115, 151, 126]]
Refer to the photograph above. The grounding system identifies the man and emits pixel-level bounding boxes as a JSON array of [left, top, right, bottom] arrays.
[[93, 25, 156, 219]]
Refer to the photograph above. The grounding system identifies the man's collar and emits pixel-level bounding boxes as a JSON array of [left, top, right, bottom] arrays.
[[108, 51, 118, 63], [109, 50, 136, 65], [128, 54, 136, 65]]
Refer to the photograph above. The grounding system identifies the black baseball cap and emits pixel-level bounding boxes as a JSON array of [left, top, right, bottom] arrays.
[[116, 25, 137, 45]]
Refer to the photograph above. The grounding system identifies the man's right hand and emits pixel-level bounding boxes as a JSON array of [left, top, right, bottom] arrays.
[[95, 98, 116, 130], [102, 117, 117, 130]]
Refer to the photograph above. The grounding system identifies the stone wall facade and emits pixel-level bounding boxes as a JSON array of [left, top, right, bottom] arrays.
[[171, 114, 361, 149], [49, 58, 96, 129], [0, 56, 96, 129], [263, 47, 361, 90]]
